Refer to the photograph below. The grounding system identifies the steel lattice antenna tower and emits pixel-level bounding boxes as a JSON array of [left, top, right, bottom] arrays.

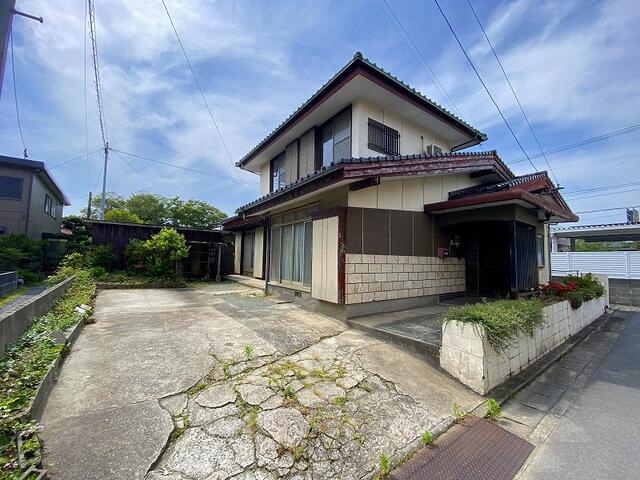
[[87, 0, 109, 219]]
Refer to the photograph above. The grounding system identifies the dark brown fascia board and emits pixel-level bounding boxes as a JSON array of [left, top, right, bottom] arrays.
[[425, 189, 579, 223], [240, 153, 509, 216], [236, 56, 486, 170]]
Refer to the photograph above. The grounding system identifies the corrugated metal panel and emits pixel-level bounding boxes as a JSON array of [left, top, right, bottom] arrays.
[[551, 252, 640, 279]]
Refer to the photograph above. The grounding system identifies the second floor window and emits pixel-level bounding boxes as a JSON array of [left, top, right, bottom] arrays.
[[321, 107, 351, 167], [271, 152, 286, 192], [44, 194, 56, 218], [368, 119, 400, 156]]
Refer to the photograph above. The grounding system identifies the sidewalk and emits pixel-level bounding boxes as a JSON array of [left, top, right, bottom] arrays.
[[502, 307, 640, 479]]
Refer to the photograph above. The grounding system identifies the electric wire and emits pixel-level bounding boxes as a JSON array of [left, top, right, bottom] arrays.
[[10, 27, 27, 158], [378, 0, 462, 118], [566, 188, 638, 201], [575, 206, 640, 214], [111, 149, 168, 196], [159, 0, 243, 184], [50, 148, 103, 169], [110, 148, 258, 185], [432, 0, 539, 173], [87, 0, 108, 148], [84, 0, 91, 192], [563, 180, 640, 197], [508, 124, 640, 165], [466, 0, 558, 185]]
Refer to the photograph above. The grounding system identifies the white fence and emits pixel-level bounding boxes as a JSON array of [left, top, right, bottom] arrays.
[[551, 251, 640, 280]]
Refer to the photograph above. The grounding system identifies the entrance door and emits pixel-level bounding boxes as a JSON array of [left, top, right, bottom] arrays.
[[242, 232, 254, 276]]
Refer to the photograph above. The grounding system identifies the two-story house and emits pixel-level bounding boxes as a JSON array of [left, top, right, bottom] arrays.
[[222, 53, 577, 319], [0, 155, 69, 239]]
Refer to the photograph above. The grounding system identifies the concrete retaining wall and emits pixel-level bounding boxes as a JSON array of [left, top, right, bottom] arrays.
[[345, 254, 465, 305], [0, 276, 75, 355], [0, 271, 18, 297], [440, 296, 606, 394], [609, 278, 640, 307]]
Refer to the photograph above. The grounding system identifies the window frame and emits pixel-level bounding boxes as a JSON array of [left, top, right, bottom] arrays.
[[44, 194, 56, 218], [318, 105, 352, 169], [536, 234, 545, 268], [367, 118, 400, 156], [270, 152, 286, 193], [0, 175, 23, 200]]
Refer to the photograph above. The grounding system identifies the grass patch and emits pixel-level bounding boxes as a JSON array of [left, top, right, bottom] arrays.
[[0, 270, 96, 479], [484, 398, 501, 419], [0, 287, 27, 309], [443, 298, 544, 353]]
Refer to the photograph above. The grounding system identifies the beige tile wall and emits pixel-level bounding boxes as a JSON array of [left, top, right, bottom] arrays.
[[345, 254, 465, 304]]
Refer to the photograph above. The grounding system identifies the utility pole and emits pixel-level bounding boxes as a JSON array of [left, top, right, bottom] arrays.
[[99, 143, 108, 219], [86, 191, 92, 219]]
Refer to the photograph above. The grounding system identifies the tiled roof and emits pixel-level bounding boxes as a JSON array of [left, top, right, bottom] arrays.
[[448, 172, 548, 200], [236, 52, 487, 168], [235, 150, 509, 214]]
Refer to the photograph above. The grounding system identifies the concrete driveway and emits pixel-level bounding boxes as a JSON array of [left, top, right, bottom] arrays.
[[41, 283, 481, 480]]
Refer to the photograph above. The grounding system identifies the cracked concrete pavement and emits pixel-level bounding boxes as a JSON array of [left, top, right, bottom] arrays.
[[40, 283, 481, 480]]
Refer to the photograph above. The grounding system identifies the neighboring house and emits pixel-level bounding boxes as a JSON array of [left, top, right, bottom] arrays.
[[222, 53, 577, 319], [0, 154, 70, 239]]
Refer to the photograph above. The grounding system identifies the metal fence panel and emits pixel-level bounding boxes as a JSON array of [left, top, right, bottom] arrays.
[[551, 251, 640, 279]]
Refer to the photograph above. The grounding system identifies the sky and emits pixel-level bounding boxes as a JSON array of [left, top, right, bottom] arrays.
[[0, 0, 638, 224]]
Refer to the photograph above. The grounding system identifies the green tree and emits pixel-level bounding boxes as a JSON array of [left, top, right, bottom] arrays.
[[62, 215, 91, 254], [125, 228, 189, 276], [166, 198, 226, 229], [126, 193, 168, 225], [81, 192, 126, 219], [104, 208, 143, 224]]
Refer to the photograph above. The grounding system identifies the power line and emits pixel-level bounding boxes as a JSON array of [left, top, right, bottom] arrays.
[[567, 187, 638, 201], [84, 0, 90, 191], [50, 148, 103, 169], [87, 0, 107, 148], [466, 0, 558, 185], [509, 124, 640, 165], [563, 179, 640, 197], [110, 148, 258, 185], [432, 0, 539, 173], [159, 0, 242, 183], [378, 0, 462, 117], [10, 27, 27, 158], [575, 206, 640, 214], [111, 149, 168, 196], [554, 152, 640, 171]]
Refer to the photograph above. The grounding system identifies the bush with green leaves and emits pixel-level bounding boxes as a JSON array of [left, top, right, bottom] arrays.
[[484, 398, 501, 419], [88, 266, 107, 279], [88, 244, 118, 271], [124, 228, 190, 276], [0, 234, 44, 281], [443, 298, 544, 353], [538, 273, 605, 309], [59, 252, 84, 270]]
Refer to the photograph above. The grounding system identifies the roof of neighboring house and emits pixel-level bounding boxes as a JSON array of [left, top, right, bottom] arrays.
[[84, 219, 223, 233], [0, 154, 70, 205], [236, 52, 487, 169], [425, 172, 578, 223], [550, 222, 640, 241], [220, 214, 268, 231], [235, 150, 513, 216]]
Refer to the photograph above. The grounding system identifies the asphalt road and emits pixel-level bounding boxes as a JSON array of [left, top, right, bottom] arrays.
[[521, 309, 640, 479]]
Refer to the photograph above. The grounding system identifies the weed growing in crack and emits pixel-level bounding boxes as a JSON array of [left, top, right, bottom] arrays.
[[358, 381, 372, 393], [484, 398, 501, 419], [453, 403, 467, 423], [186, 381, 207, 396], [168, 415, 191, 442], [379, 453, 390, 477], [421, 431, 432, 445], [332, 396, 348, 407], [282, 385, 297, 400], [243, 344, 254, 361]]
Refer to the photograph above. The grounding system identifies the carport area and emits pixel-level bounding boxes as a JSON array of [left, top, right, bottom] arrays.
[[40, 283, 481, 480]]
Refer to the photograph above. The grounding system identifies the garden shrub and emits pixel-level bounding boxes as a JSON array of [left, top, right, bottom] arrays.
[[539, 273, 605, 309], [88, 244, 118, 271], [0, 234, 44, 278], [59, 252, 84, 270], [88, 266, 107, 279], [443, 298, 544, 353], [124, 228, 189, 276]]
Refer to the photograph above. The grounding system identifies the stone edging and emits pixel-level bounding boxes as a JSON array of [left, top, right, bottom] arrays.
[[0, 276, 76, 355]]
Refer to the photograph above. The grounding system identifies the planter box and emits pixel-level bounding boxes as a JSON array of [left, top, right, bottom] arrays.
[[440, 296, 606, 395]]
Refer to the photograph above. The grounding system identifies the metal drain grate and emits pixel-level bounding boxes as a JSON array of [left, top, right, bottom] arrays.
[[391, 416, 534, 480]]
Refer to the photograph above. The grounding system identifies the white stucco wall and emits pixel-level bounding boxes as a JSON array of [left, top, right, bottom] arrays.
[[348, 174, 481, 211], [351, 97, 452, 158], [259, 163, 270, 197], [234, 231, 242, 274]]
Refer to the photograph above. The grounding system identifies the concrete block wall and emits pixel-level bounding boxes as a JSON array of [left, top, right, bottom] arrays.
[[0, 272, 18, 297], [441, 296, 606, 394], [344, 254, 465, 305]]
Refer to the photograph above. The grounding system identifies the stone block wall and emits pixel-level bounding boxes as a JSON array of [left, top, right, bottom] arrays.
[[440, 296, 606, 394], [344, 254, 465, 305]]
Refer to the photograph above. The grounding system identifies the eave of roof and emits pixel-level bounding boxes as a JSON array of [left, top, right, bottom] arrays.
[[84, 219, 222, 233], [236, 52, 487, 169], [425, 188, 578, 223], [0, 154, 70, 205], [236, 150, 511, 216]]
